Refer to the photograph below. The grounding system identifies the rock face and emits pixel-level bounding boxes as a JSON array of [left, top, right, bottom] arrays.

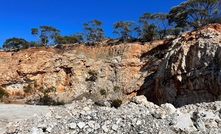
[[0, 41, 163, 103], [1, 23, 221, 108], [138, 24, 221, 107], [3, 97, 221, 133], [2, 24, 221, 133]]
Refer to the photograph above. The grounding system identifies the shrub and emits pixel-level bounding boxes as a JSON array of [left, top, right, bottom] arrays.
[[111, 99, 122, 108], [86, 70, 98, 82], [39, 94, 54, 105], [53, 100, 65, 106], [24, 84, 33, 93], [88, 70, 98, 76], [43, 86, 56, 94], [100, 89, 107, 96], [34, 81, 38, 88], [38, 94, 64, 106], [113, 86, 121, 92], [0, 87, 9, 98]]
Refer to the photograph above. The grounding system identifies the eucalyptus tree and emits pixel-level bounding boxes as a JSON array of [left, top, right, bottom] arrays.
[[31, 26, 60, 46], [3, 37, 28, 50], [83, 20, 104, 43], [55, 34, 83, 45], [139, 12, 170, 40], [113, 20, 140, 41], [168, 0, 221, 29]]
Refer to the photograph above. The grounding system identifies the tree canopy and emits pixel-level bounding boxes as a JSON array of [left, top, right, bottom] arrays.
[[2, 0, 221, 50], [83, 20, 104, 43], [113, 20, 140, 41], [168, 0, 221, 29], [31, 26, 60, 46], [139, 12, 170, 40], [55, 34, 83, 45], [3, 37, 28, 50]]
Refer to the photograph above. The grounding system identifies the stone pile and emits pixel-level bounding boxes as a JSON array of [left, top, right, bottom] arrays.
[[4, 96, 221, 134]]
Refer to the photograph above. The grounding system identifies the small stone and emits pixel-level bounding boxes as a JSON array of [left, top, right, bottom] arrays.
[[87, 121, 95, 129], [31, 127, 44, 134], [102, 124, 109, 133], [136, 120, 142, 125], [83, 106, 90, 111], [37, 124, 47, 128], [55, 115, 62, 119], [131, 95, 148, 104], [112, 124, 118, 131], [161, 103, 176, 114], [77, 122, 86, 129], [94, 123, 100, 130], [46, 127, 52, 133], [68, 123, 77, 129]]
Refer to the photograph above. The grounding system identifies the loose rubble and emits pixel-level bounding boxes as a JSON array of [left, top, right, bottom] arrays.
[[3, 96, 221, 133]]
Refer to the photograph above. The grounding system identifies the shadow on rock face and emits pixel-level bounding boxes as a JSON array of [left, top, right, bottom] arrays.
[[137, 24, 221, 108]]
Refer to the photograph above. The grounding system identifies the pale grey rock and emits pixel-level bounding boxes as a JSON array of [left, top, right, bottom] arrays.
[[85, 59, 94, 67], [4, 97, 221, 134], [102, 124, 108, 133], [111, 124, 118, 131], [46, 127, 52, 133], [172, 112, 197, 132], [139, 24, 221, 107], [31, 127, 44, 134], [77, 122, 86, 129], [68, 123, 77, 129], [192, 111, 206, 131], [94, 123, 100, 130], [131, 95, 148, 104], [161, 103, 176, 114], [87, 121, 95, 129]]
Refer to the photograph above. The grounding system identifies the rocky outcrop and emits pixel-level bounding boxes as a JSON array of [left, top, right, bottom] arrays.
[[138, 24, 221, 107], [0, 41, 163, 103], [2, 23, 221, 107], [4, 97, 221, 133]]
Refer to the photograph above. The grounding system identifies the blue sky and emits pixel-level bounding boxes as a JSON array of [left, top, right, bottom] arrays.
[[0, 0, 185, 46]]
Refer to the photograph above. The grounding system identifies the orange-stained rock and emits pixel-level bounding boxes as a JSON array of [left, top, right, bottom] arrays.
[[0, 40, 163, 103]]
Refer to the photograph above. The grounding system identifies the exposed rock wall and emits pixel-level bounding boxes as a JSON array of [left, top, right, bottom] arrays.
[[138, 24, 221, 107], [0, 41, 163, 103]]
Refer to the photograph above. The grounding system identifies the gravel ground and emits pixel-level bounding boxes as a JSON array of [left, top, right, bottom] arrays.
[[0, 103, 50, 132]]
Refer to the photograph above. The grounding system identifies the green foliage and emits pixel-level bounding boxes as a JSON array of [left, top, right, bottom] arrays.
[[55, 33, 84, 45], [88, 70, 98, 76], [141, 24, 157, 41], [34, 81, 38, 88], [168, 0, 221, 29], [83, 19, 105, 44], [39, 94, 64, 106], [86, 70, 98, 82], [139, 12, 171, 40], [113, 86, 121, 92], [24, 84, 33, 93], [28, 41, 42, 48], [3, 37, 28, 50], [111, 99, 122, 108], [0, 87, 9, 98], [31, 26, 60, 46], [38, 86, 64, 106], [113, 20, 140, 41], [100, 89, 107, 96], [43, 86, 56, 94]]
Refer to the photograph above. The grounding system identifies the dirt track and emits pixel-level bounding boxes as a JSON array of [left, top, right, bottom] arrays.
[[0, 104, 50, 131]]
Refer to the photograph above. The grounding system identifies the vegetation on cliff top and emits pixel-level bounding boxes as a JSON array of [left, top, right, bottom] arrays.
[[2, 0, 221, 50]]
